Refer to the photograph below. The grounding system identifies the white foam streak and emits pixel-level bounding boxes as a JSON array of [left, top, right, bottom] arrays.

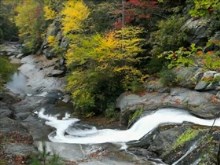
[[38, 108, 79, 138], [38, 108, 220, 145]]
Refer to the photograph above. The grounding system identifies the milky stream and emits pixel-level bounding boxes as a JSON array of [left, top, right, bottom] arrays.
[[38, 108, 220, 146]]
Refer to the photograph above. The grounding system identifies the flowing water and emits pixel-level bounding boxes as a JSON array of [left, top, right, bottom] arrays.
[[38, 108, 220, 147], [5, 52, 220, 164]]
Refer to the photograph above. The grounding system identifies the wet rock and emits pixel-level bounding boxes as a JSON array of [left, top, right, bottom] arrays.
[[0, 117, 28, 134], [0, 108, 13, 118], [3, 143, 37, 157], [22, 115, 52, 140], [162, 128, 219, 164], [130, 123, 218, 165], [174, 66, 199, 89], [12, 96, 45, 113], [60, 36, 69, 48], [182, 18, 210, 46], [0, 91, 20, 104], [0, 101, 7, 108], [117, 88, 220, 124], [35, 142, 154, 165], [0, 42, 22, 56], [47, 69, 64, 77], [62, 94, 71, 103], [195, 71, 217, 91], [17, 55, 65, 92], [15, 112, 31, 120], [46, 89, 63, 98]]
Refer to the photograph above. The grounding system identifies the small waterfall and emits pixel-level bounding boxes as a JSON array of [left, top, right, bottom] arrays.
[[38, 108, 220, 147]]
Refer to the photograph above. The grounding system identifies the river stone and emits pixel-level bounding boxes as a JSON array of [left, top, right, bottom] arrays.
[[174, 66, 198, 88], [0, 117, 28, 134], [0, 108, 13, 118], [134, 123, 215, 165], [47, 69, 64, 77], [195, 71, 217, 91], [0, 91, 20, 104], [35, 142, 154, 165], [15, 112, 31, 120], [117, 87, 220, 124], [3, 143, 37, 156], [0, 42, 22, 56], [147, 125, 187, 156], [194, 81, 209, 90], [182, 18, 210, 46], [12, 96, 44, 113], [22, 115, 52, 140]]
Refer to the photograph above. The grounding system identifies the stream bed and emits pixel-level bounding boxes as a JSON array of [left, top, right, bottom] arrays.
[[5, 51, 158, 164], [3, 43, 220, 165]]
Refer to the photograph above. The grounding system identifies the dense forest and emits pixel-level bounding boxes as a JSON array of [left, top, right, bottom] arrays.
[[1, 0, 220, 116]]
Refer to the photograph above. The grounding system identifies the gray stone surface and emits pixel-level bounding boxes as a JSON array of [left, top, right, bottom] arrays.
[[0, 108, 12, 118], [117, 87, 220, 124], [0, 117, 28, 134], [4, 143, 37, 156]]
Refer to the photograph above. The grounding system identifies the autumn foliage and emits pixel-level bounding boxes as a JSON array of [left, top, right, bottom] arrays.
[[113, 0, 158, 29]]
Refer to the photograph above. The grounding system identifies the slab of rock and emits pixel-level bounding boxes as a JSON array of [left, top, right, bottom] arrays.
[[0, 108, 13, 118], [117, 88, 220, 124], [182, 18, 210, 46], [47, 69, 64, 77], [138, 124, 217, 165], [22, 115, 52, 141], [0, 117, 28, 134], [3, 143, 37, 156], [195, 71, 217, 91], [0, 42, 22, 56]]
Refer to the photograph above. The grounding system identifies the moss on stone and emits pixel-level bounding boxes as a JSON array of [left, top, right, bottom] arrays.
[[128, 108, 144, 125], [173, 128, 200, 149]]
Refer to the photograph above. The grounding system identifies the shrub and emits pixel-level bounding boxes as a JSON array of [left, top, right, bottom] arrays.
[[0, 57, 17, 90], [150, 15, 188, 55], [160, 43, 220, 71], [159, 69, 177, 86], [189, 0, 220, 17], [66, 27, 145, 115], [15, 0, 45, 53]]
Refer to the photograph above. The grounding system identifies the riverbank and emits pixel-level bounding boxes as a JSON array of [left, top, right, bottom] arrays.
[[1, 42, 220, 164], [0, 43, 154, 165]]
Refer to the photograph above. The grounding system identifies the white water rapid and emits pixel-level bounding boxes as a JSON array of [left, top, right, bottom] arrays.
[[38, 108, 220, 147]]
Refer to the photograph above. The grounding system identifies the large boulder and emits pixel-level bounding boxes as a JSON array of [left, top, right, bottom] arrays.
[[182, 18, 210, 46], [0, 117, 28, 134], [117, 88, 220, 125], [0, 108, 13, 118], [173, 66, 220, 91], [127, 123, 219, 165]]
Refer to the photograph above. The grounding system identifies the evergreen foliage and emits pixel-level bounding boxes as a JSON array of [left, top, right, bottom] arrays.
[[150, 15, 188, 55]]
